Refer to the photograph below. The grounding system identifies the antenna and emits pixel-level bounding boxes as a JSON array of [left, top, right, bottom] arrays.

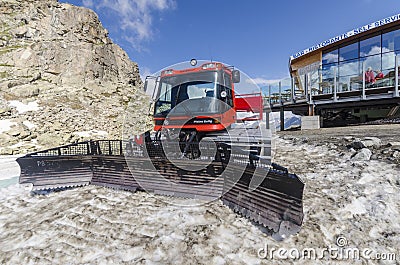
[[208, 44, 213, 62]]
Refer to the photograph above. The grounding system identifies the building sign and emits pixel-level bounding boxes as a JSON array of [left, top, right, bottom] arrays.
[[290, 13, 400, 60]]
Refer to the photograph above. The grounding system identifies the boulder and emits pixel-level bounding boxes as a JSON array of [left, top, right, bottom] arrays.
[[0, 147, 14, 155], [388, 141, 400, 146], [388, 142, 400, 151], [349, 141, 365, 150], [37, 133, 64, 147], [361, 137, 382, 148], [0, 107, 12, 116], [351, 148, 372, 161]]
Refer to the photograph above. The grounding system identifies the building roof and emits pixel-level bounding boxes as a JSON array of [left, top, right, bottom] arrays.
[[290, 13, 400, 62]]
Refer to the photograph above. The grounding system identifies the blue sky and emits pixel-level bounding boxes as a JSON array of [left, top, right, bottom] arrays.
[[59, 0, 400, 85]]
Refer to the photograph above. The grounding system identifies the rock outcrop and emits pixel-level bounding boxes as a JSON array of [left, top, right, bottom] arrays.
[[0, 0, 151, 154]]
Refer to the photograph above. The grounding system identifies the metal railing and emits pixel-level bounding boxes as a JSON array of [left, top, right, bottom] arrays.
[[265, 54, 400, 107], [27, 140, 125, 157]]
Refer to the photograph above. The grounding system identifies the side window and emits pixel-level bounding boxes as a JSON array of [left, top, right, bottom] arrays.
[[223, 73, 233, 107], [159, 82, 172, 101], [224, 74, 231, 89]]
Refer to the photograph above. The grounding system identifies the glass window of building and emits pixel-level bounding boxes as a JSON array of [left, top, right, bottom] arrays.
[[360, 35, 381, 57], [322, 49, 338, 64], [339, 59, 359, 77], [382, 28, 400, 52], [320, 63, 337, 94], [339, 59, 360, 91], [339, 42, 359, 61], [322, 63, 338, 79], [361, 54, 381, 71], [382, 52, 396, 70]]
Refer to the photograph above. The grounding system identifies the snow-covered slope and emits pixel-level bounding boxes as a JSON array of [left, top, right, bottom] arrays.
[[0, 156, 20, 189], [269, 111, 301, 131], [0, 133, 398, 264]]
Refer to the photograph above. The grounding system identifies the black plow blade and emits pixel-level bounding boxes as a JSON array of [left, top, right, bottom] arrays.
[[16, 139, 304, 238]]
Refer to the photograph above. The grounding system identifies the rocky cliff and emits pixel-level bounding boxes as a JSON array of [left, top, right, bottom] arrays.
[[0, 0, 151, 154]]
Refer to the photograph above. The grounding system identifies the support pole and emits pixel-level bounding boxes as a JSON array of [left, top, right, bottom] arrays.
[[291, 77, 295, 103], [308, 73, 313, 105], [280, 106, 284, 131], [333, 67, 338, 102], [268, 85, 272, 105], [362, 61, 366, 100], [304, 74, 308, 102], [309, 104, 315, 116], [305, 73, 313, 116], [395, 55, 399, 97], [279, 81, 282, 106], [265, 109, 270, 129]]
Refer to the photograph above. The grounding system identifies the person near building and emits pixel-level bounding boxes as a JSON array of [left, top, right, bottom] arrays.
[[365, 67, 376, 86], [375, 70, 384, 79]]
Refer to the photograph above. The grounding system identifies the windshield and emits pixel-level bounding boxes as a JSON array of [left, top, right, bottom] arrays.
[[154, 71, 232, 116]]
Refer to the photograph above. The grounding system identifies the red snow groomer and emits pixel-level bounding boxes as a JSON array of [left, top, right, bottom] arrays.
[[17, 60, 304, 239]]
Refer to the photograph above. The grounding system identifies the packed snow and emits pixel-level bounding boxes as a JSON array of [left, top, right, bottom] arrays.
[[0, 119, 16, 134], [8, 100, 40, 114], [0, 134, 399, 264], [74, 130, 109, 138], [22, 121, 36, 130], [269, 111, 301, 131], [0, 156, 21, 189]]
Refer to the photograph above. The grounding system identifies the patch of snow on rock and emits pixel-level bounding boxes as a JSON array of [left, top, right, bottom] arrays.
[[0, 156, 21, 181], [0, 119, 16, 134], [351, 148, 372, 161], [8, 100, 40, 113], [74, 130, 108, 138], [22, 120, 35, 130]]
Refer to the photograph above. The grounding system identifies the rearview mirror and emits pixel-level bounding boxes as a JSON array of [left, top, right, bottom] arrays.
[[232, 70, 240, 83]]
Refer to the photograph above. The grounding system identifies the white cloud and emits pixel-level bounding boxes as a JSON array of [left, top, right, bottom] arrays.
[[82, 0, 94, 8], [85, 0, 176, 51], [140, 66, 152, 81], [322, 53, 338, 63], [247, 77, 283, 85]]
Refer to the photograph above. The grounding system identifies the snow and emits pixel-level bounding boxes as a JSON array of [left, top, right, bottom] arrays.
[[0, 119, 16, 134], [74, 130, 108, 138], [0, 156, 21, 181], [0, 136, 398, 264], [8, 100, 40, 113], [236, 112, 260, 120], [269, 111, 301, 131], [9, 142, 24, 149], [22, 120, 35, 130], [341, 197, 368, 215], [0, 156, 21, 189], [230, 111, 300, 131]]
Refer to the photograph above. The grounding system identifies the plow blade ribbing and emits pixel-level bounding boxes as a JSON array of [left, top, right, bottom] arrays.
[[222, 164, 303, 236], [18, 156, 93, 190], [91, 156, 138, 191], [16, 140, 304, 237], [128, 157, 225, 201]]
